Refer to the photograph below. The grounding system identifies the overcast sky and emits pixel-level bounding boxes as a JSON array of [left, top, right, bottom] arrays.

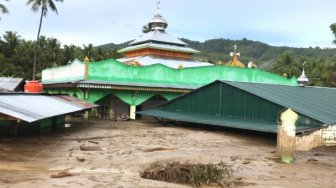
[[0, 0, 335, 48]]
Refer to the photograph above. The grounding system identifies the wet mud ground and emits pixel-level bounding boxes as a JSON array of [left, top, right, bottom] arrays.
[[0, 119, 335, 188]]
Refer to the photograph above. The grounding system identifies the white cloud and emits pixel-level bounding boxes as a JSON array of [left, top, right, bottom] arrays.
[[0, 0, 335, 48]]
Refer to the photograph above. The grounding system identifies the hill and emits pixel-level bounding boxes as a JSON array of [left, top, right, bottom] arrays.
[[99, 38, 336, 70]]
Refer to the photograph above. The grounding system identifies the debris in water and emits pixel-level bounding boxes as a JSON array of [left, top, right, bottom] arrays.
[[79, 144, 102, 151], [140, 161, 233, 187], [50, 171, 75, 178]]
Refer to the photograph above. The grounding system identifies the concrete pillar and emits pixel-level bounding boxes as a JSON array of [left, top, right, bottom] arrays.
[[109, 95, 116, 120], [277, 108, 298, 163], [130, 105, 136, 120], [10, 121, 19, 136], [52, 117, 57, 132], [83, 111, 89, 121]]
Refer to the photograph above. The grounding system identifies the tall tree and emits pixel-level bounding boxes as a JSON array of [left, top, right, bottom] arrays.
[[26, 0, 63, 80], [330, 23, 336, 44], [2, 31, 21, 57], [0, 0, 9, 18]]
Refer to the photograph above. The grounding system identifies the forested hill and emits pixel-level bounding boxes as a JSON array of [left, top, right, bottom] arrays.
[[99, 38, 336, 69], [1, 31, 335, 87], [99, 38, 336, 86]]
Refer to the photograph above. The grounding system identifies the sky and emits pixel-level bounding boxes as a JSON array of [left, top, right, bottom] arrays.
[[0, 0, 336, 48]]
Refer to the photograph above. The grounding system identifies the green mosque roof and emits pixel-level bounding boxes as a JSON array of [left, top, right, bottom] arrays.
[[42, 59, 298, 88]]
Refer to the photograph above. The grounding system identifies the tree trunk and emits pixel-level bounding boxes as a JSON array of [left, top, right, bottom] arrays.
[[33, 7, 44, 80]]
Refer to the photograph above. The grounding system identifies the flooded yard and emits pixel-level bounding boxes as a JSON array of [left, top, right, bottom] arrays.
[[0, 119, 335, 187]]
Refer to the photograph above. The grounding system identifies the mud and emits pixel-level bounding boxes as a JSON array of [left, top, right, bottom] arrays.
[[0, 119, 335, 188]]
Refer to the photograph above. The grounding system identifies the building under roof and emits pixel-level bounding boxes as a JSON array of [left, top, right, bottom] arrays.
[[42, 57, 298, 120], [40, 8, 299, 120], [138, 80, 336, 133], [0, 77, 25, 92], [0, 93, 97, 135]]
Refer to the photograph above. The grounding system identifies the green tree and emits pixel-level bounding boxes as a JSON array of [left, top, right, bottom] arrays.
[[45, 37, 61, 67], [26, 0, 63, 80], [142, 25, 150, 33], [271, 52, 300, 78], [83, 43, 94, 59], [63, 44, 82, 64], [330, 23, 336, 44], [2, 31, 21, 57], [0, 0, 9, 17]]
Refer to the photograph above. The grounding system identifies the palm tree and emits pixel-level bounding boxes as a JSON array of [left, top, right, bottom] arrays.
[[330, 23, 336, 44], [3, 31, 21, 57], [26, 0, 63, 80], [46, 37, 61, 66], [0, 0, 9, 17], [83, 43, 94, 59]]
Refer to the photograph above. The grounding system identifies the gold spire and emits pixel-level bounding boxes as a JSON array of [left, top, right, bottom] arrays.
[[84, 56, 90, 80], [226, 45, 245, 68]]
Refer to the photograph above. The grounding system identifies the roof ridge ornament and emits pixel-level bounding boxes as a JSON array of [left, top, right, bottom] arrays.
[[157, 0, 160, 15], [297, 61, 309, 86], [227, 45, 245, 68]]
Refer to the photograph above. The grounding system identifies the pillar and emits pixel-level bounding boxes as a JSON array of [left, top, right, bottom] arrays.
[[130, 105, 136, 120], [52, 117, 57, 132], [277, 108, 298, 163], [109, 95, 116, 120], [83, 111, 89, 121], [10, 121, 19, 136]]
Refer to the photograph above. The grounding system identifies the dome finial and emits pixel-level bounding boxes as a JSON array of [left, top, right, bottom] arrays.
[[157, 0, 160, 15], [148, 1, 168, 31], [297, 61, 309, 86]]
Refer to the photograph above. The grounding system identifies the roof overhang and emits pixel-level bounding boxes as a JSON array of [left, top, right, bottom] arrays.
[[118, 42, 199, 54], [0, 93, 97, 123]]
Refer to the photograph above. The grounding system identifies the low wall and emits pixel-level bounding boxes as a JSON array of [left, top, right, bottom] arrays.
[[296, 124, 336, 151]]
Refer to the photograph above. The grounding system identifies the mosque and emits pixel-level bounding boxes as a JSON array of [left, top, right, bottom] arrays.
[[41, 5, 297, 120]]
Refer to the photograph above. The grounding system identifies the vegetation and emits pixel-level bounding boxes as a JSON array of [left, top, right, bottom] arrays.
[[100, 37, 336, 87], [330, 23, 336, 44], [27, 0, 63, 80], [0, 32, 121, 78], [1, 30, 336, 86], [140, 161, 233, 187], [0, 0, 9, 18]]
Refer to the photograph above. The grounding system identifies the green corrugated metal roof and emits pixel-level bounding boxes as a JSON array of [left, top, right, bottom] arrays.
[[221, 81, 336, 125], [138, 80, 335, 133], [138, 109, 320, 133]]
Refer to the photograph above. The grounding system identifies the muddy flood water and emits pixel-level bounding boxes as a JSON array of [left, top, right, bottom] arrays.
[[0, 119, 335, 188]]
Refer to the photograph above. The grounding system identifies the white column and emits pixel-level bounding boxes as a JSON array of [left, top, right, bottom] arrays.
[[130, 105, 136, 120], [277, 108, 298, 163]]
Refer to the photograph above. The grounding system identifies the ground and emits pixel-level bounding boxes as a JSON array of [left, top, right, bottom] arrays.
[[0, 119, 335, 188]]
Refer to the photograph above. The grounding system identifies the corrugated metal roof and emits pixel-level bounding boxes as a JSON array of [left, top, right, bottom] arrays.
[[78, 80, 197, 90], [138, 80, 336, 133], [221, 81, 336, 125], [0, 94, 97, 122], [129, 30, 187, 46], [117, 55, 212, 69], [0, 77, 24, 91], [118, 42, 199, 54], [138, 109, 320, 133]]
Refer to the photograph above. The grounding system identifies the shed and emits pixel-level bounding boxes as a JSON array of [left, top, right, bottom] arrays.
[[0, 77, 25, 92], [0, 93, 97, 135], [138, 80, 336, 133]]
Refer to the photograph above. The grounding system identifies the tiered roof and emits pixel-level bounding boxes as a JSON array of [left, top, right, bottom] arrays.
[[118, 13, 211, 69]]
